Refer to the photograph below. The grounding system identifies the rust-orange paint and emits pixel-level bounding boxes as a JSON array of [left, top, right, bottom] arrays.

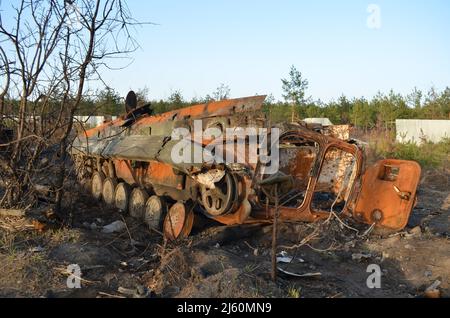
[[353, 159, 421, 231]]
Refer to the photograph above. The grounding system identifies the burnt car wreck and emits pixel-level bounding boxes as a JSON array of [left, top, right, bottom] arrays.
[[71, 93, 421, 241]]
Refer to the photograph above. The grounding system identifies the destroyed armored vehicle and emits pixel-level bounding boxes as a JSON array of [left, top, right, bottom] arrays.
[[71, 92, 421, 240]]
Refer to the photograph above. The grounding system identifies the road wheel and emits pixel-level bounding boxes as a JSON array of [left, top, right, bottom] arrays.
[[201, 173, 235, 217], [102, 178, 117, 206], [129, 188, 149, 220], [144, 196, 167, 231], [163, 202, 194, 241], [115, 182, 131, 212], [91, 171, 105, 201]]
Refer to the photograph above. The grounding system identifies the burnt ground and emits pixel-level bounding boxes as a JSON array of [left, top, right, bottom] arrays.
[[0, 169, 448, 298]]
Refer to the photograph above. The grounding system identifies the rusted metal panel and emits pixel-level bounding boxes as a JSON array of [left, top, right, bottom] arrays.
[[250, 129, 365, 225], [353, 159, 421, 231], [135, 95, 266, 129], [313, 147, 357, 203], [323, 125, 351, 140], [80, 95, 266, 139]]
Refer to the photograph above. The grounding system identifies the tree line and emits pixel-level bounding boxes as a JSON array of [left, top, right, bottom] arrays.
[[68, 66, 449, 132], [265, 86, 450, 130], [3, 65, 448, 131]]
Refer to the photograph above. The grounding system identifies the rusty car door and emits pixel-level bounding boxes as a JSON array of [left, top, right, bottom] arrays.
[[353, 159, 421, 231]]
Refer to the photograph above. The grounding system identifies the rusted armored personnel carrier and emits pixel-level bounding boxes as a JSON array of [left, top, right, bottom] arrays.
[[71, 92, 421, 240]]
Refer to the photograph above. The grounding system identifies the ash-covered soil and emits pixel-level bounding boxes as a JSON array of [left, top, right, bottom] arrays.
[[0, 169, 448, 298]]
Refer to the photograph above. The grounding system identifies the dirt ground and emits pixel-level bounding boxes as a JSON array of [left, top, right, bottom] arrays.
[[0, 169, 448, 298]]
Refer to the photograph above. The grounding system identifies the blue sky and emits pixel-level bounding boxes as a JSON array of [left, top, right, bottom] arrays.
[[2, 0, 450, 102]]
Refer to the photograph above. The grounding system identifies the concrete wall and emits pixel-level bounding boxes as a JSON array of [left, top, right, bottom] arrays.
[[396, 119, 450, 144]]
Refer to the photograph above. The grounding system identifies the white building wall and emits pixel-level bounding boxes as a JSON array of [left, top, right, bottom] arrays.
[[396, 119, 450, 144]]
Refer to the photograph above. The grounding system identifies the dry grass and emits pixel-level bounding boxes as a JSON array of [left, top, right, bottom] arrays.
[[356, 128, 450, 169], [0, 220, 84, 297]]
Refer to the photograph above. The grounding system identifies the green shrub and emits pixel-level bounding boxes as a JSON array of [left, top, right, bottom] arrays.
[[378, 139, 450, 168]]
